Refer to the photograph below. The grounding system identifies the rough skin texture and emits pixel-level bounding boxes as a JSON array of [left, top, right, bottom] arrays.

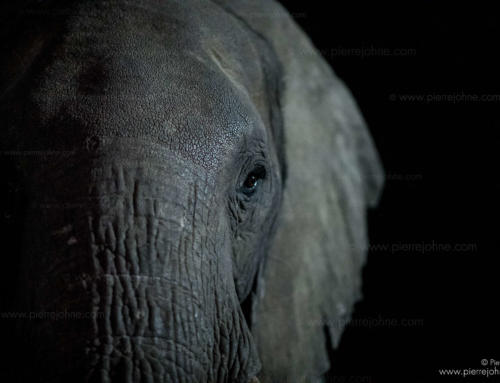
[[0, 0, 383, 382]]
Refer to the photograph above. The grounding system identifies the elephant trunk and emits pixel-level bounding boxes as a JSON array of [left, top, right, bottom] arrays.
[[17, 151, 260, 382]]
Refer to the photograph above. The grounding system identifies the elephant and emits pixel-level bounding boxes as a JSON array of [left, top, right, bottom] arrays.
[[0, 0, 383, 382]]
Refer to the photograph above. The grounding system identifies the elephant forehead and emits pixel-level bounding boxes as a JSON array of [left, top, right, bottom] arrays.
[[28, 0, 267, 169]]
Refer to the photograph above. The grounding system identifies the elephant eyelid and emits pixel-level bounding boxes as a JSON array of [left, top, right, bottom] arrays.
[[240, 165, 266, 196]]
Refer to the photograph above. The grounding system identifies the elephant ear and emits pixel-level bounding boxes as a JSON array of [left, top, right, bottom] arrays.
[[213, 1, 384, 381]]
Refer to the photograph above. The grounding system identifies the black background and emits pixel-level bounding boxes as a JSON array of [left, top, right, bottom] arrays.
[[0, 2, 497, 382], [279, 1, 498, 382]]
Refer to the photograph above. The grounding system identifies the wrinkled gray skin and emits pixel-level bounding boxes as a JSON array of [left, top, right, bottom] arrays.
[[0, 0, 383, 382]]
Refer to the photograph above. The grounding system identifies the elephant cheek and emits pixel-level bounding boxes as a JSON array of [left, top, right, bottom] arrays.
[[17, 162, 260, 382]]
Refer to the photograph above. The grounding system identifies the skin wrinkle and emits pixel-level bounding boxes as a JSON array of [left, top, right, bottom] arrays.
[[23, 162, 219, 380], [207, 0, 286, 179], [0, 1, 386, 381], [2, 0, 287, 382]]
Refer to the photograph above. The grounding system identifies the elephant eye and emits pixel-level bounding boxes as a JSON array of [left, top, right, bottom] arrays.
[[241, 166, 266, 196]]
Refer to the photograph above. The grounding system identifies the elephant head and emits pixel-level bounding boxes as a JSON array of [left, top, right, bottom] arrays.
[[0, 0, 383, 382]]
